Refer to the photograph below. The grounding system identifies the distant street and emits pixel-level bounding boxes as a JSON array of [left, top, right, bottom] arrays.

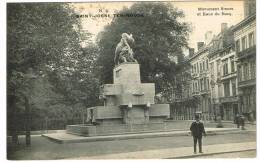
[[8, 131, 256, 160]]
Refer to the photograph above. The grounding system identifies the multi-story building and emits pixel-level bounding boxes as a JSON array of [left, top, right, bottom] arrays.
[[189, 42, 212, 120], [208, 36, 222, 121], [208, 23, 238, 121], [232, 13, 256, 121], [172, 0, 256, 122], [170, 53, 198, 120]]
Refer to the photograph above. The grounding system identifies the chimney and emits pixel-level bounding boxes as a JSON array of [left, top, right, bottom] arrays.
[[221, 23, 228, 33], [189, 48, 194, 57], [205, 31, 213, 45], [197, 42, 204, 50]]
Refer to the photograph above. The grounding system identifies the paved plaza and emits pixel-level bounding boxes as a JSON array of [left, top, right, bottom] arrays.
[[71, 142, 256, 159], [7, 130, 256, 160], [193, 150, 256, 159]]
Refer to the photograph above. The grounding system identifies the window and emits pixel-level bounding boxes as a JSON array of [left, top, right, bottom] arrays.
[[238, 66, 242, 82], [207, 79, 210, 90], [217, 60, 221, 77], [223, 59, 228, 75], [204, 78, 207, 90], [203, 78, 206, 91], [200, 63, 202, 72], [251, 61, 256, 79], [203, 61, 205, 71], [244, 63, 249, 80], [235, 40, 240, 52], [218, 85, 223, 97], [242, 36, 247, 51], [206, 60, 209, 70], [200, 78, 203, 91], [224, 82, 230, 97], [230, 57, 235, 73], [210, 62, 214, 75], [197, 80, 200, 91], [248, 32, 255, 47], [232, 79, 236, 96], [247, 95, 251, 106]]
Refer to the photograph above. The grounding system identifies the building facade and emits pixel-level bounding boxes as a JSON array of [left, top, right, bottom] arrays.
[[233, 14, 256, 121], [208, 23, 239, 121], [189, 43, 212, 120], [172, 0, 256, 122], [170, 58, 197, 120]]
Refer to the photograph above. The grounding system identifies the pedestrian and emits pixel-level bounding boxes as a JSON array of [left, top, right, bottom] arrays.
[[240, 115, 245, 130], [190, 114, 206, 154], [235, 114, 240, 128]]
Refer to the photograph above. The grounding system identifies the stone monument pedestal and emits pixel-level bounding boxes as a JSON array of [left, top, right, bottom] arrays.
[[66, 63, 170, 136]]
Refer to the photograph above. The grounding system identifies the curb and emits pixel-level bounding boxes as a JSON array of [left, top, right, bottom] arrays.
[[42, 131, 189, 144], [166, 149, 256, 159], [42, 129, 255, 144]]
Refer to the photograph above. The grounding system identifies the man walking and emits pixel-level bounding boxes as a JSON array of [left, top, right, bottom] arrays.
[[190, 115, 206, 154]]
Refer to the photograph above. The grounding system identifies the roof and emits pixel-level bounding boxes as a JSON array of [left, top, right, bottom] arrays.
[[188, 44, 210, 61], [208, 26, 234, 58], [232, 13, 256, 32]]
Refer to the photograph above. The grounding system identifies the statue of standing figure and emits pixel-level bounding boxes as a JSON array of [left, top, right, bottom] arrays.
[[114, 33, 137, 65]]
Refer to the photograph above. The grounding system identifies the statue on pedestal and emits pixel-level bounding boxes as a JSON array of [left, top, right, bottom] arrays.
[[114, 33, 137, 65]]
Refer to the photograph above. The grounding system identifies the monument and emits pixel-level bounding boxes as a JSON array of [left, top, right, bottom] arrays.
[[66, 33, 171, 136]]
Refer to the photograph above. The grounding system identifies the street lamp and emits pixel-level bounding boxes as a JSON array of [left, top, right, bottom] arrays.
[[210, 79, 215, 121]]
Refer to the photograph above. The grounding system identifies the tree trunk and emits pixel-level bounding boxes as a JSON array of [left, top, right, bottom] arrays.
[[24, 96, 31, 146], [11, 128, 18, 146], [82, 109, 85, 124], [9, 95, 18, 146]]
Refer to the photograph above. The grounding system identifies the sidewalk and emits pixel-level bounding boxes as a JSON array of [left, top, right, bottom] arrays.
[[42, 127, 254, 144], [69, 141, 256, 159]]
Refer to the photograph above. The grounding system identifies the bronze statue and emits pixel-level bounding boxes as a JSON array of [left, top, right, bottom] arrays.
[[114, 33, 137, 65]]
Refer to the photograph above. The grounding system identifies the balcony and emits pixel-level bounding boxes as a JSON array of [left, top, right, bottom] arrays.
[[238, 78, 256, 88], [237, 45, 256, 60], [191, 73, 199, 78], [219, 96, 238, 103], [221, 72, 237, 81], [199, 71, 208, 77], [192, 91, 199, 96], [211, 98, 220, 104], [200, 89, 210, 95]]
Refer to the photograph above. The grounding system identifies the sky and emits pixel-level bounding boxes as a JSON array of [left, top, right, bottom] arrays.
[[72, 0, 244, 53]]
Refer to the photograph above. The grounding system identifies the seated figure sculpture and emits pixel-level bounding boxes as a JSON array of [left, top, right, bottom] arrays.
[[114, 33, 138, 65]]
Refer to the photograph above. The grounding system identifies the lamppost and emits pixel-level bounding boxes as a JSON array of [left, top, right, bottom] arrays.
[[210, 78, 215, 121]]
